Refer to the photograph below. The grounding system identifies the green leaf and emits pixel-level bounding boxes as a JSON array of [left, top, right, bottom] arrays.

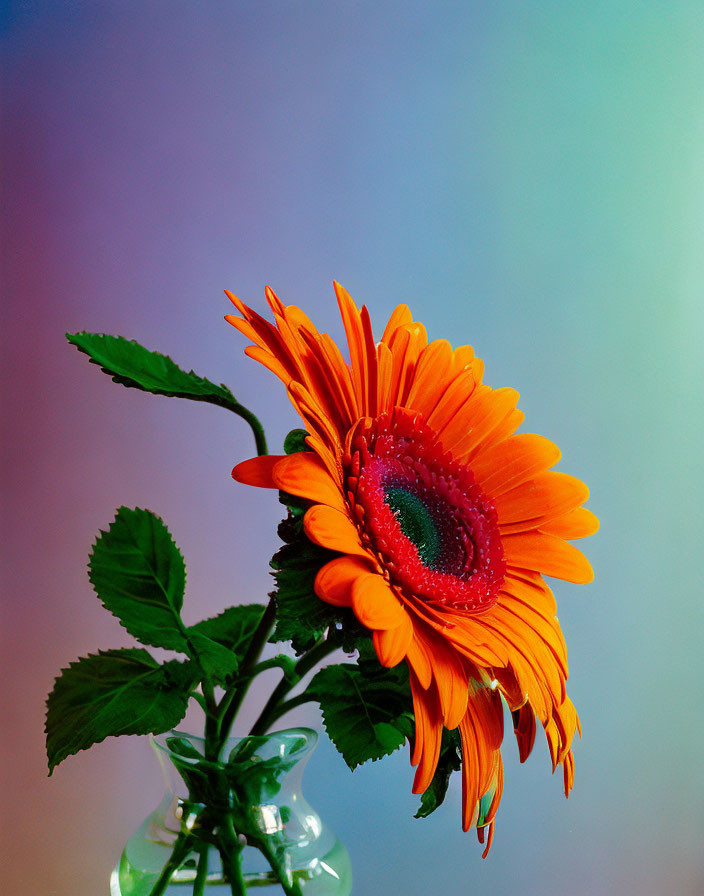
[[277, 490, 309, 517], [278, 430, 311, 517], [271, 430, 370, 653], [306, 662, 413, 770], [268, 511, 347, 653], [45, 648, 196, 774], [225, 733, 309, 803], [414, 728, 462, 819], [66, 332, 240, 410], [186, 633, 241, 682], [89, 507, 189, 652], [89, 511, 265, 682], [189, 605, 266, 654], [165, 735, 203, 761], [283, 429, 309, 455], [187, 605, 266, 684]]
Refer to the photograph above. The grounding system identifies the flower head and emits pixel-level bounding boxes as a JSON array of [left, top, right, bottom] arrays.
[[227, 283, 597, 855]]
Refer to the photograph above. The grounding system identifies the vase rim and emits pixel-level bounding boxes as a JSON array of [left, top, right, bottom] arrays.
[[151, 726, 319, 766]]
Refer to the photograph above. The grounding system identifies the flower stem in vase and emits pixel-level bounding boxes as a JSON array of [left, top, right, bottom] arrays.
[[146, 830, 194, 896], [192, 843, 209, 896], [216, 812, 246, 896]]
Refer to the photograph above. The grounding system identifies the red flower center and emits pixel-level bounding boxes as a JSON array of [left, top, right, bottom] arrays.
[[344, 409, 505, 613]]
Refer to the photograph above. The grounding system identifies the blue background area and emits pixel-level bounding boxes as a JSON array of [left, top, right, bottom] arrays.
[[2, 3, 703, 894]]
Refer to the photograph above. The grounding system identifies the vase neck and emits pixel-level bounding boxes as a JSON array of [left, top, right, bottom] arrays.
[[151, 727, 318, 805]]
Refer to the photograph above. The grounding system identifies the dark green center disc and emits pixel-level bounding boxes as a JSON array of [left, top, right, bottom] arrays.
[[384, 487, 441, 568]]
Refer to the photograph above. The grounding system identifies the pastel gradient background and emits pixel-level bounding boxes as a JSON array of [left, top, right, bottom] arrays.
[[3, 2, 704, 894]]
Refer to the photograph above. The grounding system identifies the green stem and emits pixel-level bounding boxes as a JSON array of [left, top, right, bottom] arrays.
[[233, 404, 268, 457], [192, 842, 210, 896], [202, 679, 219, 760], [190, 690, 208, 714], [185, 393, 268, 456], [249, 638, 338, 736], [253, 834, 305, 896], [215, 596, 277, 748], [246, 654, 297, 680], [146, 830, 193, 896], [217, 813, 247, 896], [259, 692, 316, 730], [293, 636, 340, 679]]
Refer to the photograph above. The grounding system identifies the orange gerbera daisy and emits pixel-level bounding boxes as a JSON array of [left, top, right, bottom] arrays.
[[227, 283, 598, 855]]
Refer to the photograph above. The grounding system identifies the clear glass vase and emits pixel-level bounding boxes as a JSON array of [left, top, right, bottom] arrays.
[[110, 728, 352, 896]]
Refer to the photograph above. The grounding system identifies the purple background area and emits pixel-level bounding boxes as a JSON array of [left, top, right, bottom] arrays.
[[2, 3, 704, 894]]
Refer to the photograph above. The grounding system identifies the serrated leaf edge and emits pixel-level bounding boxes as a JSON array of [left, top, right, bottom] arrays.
[[87, 506, 189, 652], [45, 647, 196, 775]]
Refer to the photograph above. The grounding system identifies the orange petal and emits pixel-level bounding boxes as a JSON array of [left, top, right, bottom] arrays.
[[405, 631, 433, 689], [552, 695, 580, 763], [288, 381, 342, 454], [351, 573, 407, 630], [492, 665, 525, 711], [376, 342, 394, 415], [315, 332, 360, 425], [263, 283, 286, 315], [381, 303, 414, 344], [405, 339, 453, 418], [372, 613, 414, 666], [543, 695, 580, 771], [502, 569, 558, 617], [305, 437, 345, 498], [540, 506, 600, 539], [303, 505, 370, 559], [503, 531, 594, 584], [278, 321, 349, 436], [415, 626, 469, 730], [512, 703, 537, 763], [272, 451, 346, 511], [243, 344, 292, 382], [480, 818, 496, 858], [489, 604, 566, 706], [392, 322, 429, 406], [224, 313, 261, 346], [475, 754, 503, 857], [495, 471, 589, 533], [449, 387, 521, 460], [476, 753, 504, 832], [224, 290, 299, 384], [428, 369, 477, 438], [466, 407, 525, 462], [496, 584, 567, 676], [385, 326, 412, 407], [459, 687, 504, 832], [471, 433, 562, 497], [314, 555, 377, 607], [487, 635, 550, 723], [562, 749, 575, 797], [451, 343, 475, 375], [262, 294, 358, 436], [360, 304, 379, 418], [231, 454, 284, 488], [333, 281, 369, 414], [418, 609, 507, 669], [410, 674, 443, 792], [471, 356, 485, 386]]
